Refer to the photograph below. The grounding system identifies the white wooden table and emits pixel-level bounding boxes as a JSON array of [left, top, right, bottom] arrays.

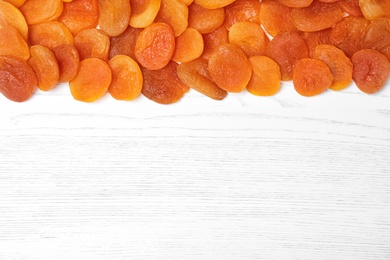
[[1, 81, 390, 260]]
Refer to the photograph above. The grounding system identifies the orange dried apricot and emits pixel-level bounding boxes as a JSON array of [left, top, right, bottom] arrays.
[[265, 31, 309, 81], [3, 0, 27, 8], [172, 28, 204, 63], [291, 0, 344, 32], [52, 44, 80, 83], [0, 1, 28, 41], [58, 0, 100, 35], [228, 21, 268, 57], [359, 0, 390, 20], [19, 0, 63, 25], [247, 55, 281, 96], [0, 55, 37, 102], [109, 26, 142, 60], [364, 18, 390, 61], [108, 55, 143, 101], [201, 25, 228, 59], [177, 57, 227, 100], [141, 61, 189, 104], [98, 0, 131, 37], [29, 21, 74, 50], [312, 44, 353, 91], [293, 58, 333, 96], [277, 0, 313, 8], [337, 0, 363, 17], [28, 45, 60, 91], [260, 0, 298, 37], [194, 0, 235, 9], [351, 49, 390, 94], [155, 0, 188, 36], [188, 3, 225, 34], [74, 28, 110, 61], [223, 0, 261, 30], [134, 22, 175, 70], [208, 43, 252, 92], [130, 0, 161, 28], [0, 25, 30, 61], [302, 28, 332, 56], [70, 58, 112, 102]]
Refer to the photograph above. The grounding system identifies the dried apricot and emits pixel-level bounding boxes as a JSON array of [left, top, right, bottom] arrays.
[[194, 0, 234, 9], [130, 0, 161, 28], [19, 0, 63, 25], [0, 25, 30, 61], [29, 21, 74, 50], [188, 3, 225, 34], [155, 0, 188, 36], [293, 58, 333, 96], [247, 55, 281, 96], [52, 44, 80, 83], [223, 0, 261, 30], [359, 0, 390, 20], [277, 0, 313, 8], [134, 22, 175, 70], [337, 0, 363, 17], [260, 0, 298, 37], [109, 26, 142, 60], [0, 55, 37, 102], [228, 21, 268, 57], [291, 0, 344, 32], [108, 55, 143, 101], [302, 28, 332, 56], [98, 0, 131, 37], [0, 1, 28, 41], [364, 18, 390, 61], [58, 0, 100, 35], [208, 43, 252, 92], [265, 31, 309, 81], [28, 45, 60, 91], [3, 0, 27, 8], [351, 49, 390, 94], [177, 58, 227, 100], [312, 44, 353, 91], [172, 28, 204, 63], [74, 28, 110, 61], [70, 58, 112, 102], [201, 25, 228, 59], [141, 61, 189, 104]]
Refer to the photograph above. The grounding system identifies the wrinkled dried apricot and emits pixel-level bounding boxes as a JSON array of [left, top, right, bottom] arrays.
[[351, 49, 390, 94], [260, 0, 298, 37], [52, 44, 80, 83], [312, 44, 353, 91], [247, 55, 281, 96], [359, 0, 390, 20], [28, 45, 60, 91], [201, 25, 228, 59], [98, 0, 131, 37], [177, 58, 227, 100], [130, 0, 161, 28], [194, 0, 234, 9], [70, 58, 112, 102], [291, 0, 344, 32], [155, 0, 188, 36], [3, 0, 27, 8], [293, 58, 333, 96], [134, 22, 175, 70], [208, 43, 252, 92], [74, 28, 110, 61], [109, 26, 142, 60], [223, 0, 261, 29], [142, 61, 189, 104], [0, 55, 37, 102], [265, 31, 309, 80], [188, 3, 225, 34], [0, 25, 30, 61], [364, 18, 390, 61], [29, 21, 74, 50], [0, 1, 28, 41], [58, 0, 100, 35], [278, 0, 313, 8], [108, 55, 143, 101], [302, 28, 332, 56], [228, 21, 268, 57], [19, 0, 63, 25], [337, 0, 363, 17], [172, 28, 204, 63]]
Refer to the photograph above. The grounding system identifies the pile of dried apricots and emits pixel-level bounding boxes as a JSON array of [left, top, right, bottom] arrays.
[[0, 0, 389, 103]]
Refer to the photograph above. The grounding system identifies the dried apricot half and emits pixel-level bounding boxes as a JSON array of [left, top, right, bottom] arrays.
[[247, 55, 281, 96]]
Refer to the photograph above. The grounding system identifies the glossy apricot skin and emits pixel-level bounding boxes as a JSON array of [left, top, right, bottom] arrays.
[[0, 25, 30, 61], [70, 58, 112, 102], [141, 61, 190, 104], [108, 55, 143, 101], [208, 43, 252, 93], [155, 0, 188, 36], [109, 26, 142, 60], [172, 28, 204, 63], [177, 58, 227, 100], [28, 21, 74, 50], [0, 1, 28, 41], [293, 58, 333, 96], [58, 0, 100, 35], [351, 49, 390, 94], [130, 0, 161, 28], [265, 31, 309, 81], [223, 0, 261, 30], [74, 28, 110, 61], [0, 55, 37, 102], [134, 22, 175, 70], [98, 0, 131, 36], [247, 56, 281, 96], [188, 3, 225, 34], [28, 45, 60, 91], [19, 0, 63, 25], [52, 44, 80, 83]]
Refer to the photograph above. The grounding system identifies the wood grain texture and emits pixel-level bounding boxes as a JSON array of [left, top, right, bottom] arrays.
[[1, 81, 390, 260]]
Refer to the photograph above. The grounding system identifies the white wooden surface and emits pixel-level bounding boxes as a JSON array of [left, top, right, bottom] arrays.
[[1, 81, 390, 260]]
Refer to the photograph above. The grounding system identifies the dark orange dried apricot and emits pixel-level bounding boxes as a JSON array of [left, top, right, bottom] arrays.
[[223, 0, 261, 30], [359, 0, 390, 20], [201, 25, 228, 59], [109, 26, 142, 61], [29, 21, 74, 50], [188, 3, 225, 34], [302, 28, 332, 56], [74, 28, 110, 61], [52, 44, 80, 83], [364, 18, 390, 61], [19, 0, 63, 25]]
